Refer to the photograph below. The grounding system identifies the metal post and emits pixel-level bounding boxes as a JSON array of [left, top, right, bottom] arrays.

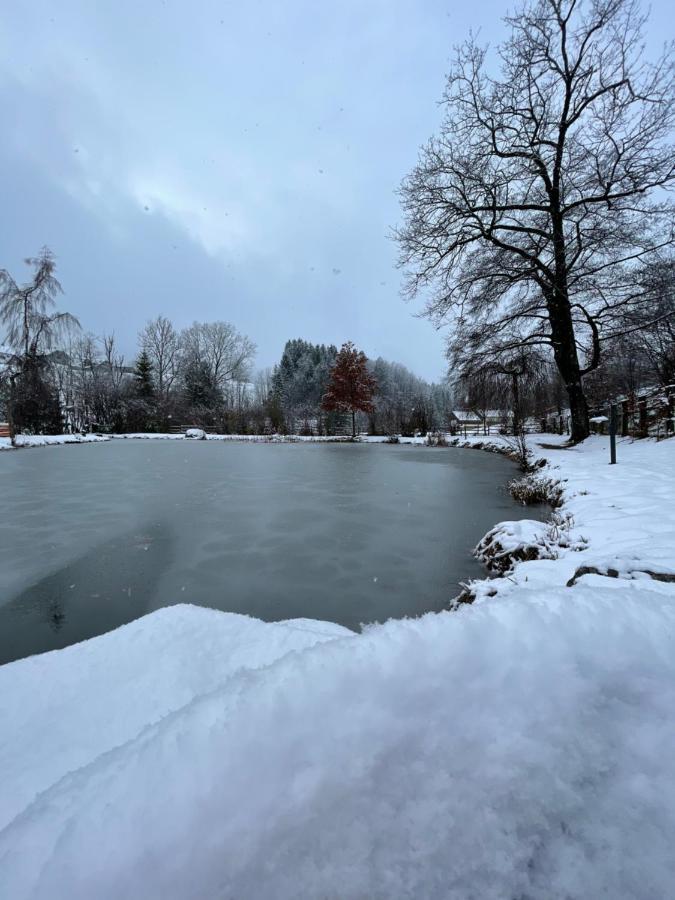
[[609, 403, 617, 465]]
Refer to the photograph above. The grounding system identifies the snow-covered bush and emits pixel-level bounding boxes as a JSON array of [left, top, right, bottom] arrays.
[[185, 428, 207, 440], [426, 431, 448, 447], [475, 519, 557, 573]]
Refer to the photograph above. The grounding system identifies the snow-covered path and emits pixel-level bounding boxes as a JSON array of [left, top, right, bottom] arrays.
[[0, 435, 674, 899]]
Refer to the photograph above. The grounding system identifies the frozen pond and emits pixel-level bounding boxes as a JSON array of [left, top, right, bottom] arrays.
[[0, 441, 543, 664]]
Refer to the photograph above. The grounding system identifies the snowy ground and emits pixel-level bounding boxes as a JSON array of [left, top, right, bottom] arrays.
[[0, 433, 108, 450], [454, 433, 675, 596], [0, 431, 427, 449], [1, 434, 674, 898]]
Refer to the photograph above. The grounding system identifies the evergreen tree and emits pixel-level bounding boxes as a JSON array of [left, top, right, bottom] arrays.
[[272, 339, 338, 433], [134, 350, 155, 400], [183, 358, 222, 410], [322, 342, 377, 438], [10, 354, 62, 435]]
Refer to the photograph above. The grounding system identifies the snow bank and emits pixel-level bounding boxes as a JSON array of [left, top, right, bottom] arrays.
[[0, 433, 109, 451], [1, 431, 429, 449], [2, 591, 675, 899], [0, 605, 350, 833], [461, 434, 675, 603], [110, 431, 185, 440], [475, 518, 556, 571]]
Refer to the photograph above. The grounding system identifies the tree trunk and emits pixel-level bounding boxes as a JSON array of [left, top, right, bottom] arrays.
[[511, 373, 521, 436], [545, 275, 590, 444], [351, 409, 356, 438], [8, 373, 17, 447]]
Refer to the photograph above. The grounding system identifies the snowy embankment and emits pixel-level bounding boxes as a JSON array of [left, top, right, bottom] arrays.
[[453, 433, 675, 599], [0, 431, 427, 449], [1, 435, 674, 898], [0, 433, 108, 451]]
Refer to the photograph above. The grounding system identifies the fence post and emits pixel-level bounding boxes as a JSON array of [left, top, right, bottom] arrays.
[[609, 403, 617, 465], [638, 399, 648, 438]]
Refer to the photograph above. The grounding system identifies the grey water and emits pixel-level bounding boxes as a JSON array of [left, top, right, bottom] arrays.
[[0, 441, 543, 665]]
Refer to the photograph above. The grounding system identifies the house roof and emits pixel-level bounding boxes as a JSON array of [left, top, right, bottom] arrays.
[[452, 410, 482, 422]]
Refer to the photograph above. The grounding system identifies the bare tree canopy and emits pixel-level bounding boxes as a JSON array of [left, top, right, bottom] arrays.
[[181, 321, 256, 392], [396, 0, 675, 441], [139, 316, 181, 401]]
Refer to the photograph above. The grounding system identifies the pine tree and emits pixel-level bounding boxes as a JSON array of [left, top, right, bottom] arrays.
[[134, 350, 155, 400], [183, 358, 222, 410], [322, 342, 377, 438]]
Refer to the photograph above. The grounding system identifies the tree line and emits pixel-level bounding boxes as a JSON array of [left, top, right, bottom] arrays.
[[0, 249, 452, 437]]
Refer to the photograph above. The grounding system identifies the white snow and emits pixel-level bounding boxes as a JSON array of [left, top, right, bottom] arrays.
[[456, 433, 675, 600], [1, 433, 674, 898], [0, 433, 108, 451], [475, 517, 556, 571], [0, 606, 350, 835], [184, 427, 207, 439], [0, 431, 426, 449]]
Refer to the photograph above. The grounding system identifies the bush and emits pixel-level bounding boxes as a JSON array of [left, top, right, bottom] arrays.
[[508, 474, 564, 507]]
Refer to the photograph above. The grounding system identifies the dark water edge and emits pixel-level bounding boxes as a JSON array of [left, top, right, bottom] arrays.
[[0, 441, 543, 665]]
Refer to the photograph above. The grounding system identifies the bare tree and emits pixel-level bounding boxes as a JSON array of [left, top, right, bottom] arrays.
[[139, 316, 181, 401], [180, 321, 256, 393], [396, 0, 675, 442], [101, 333, 126, 392], [0, 247, 79, 358]]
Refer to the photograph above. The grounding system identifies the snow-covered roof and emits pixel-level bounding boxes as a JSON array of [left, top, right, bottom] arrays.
[[452, 409, 482, 422]]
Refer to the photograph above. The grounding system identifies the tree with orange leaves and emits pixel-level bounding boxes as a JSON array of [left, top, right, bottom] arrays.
[[321, 342, 377, 438]]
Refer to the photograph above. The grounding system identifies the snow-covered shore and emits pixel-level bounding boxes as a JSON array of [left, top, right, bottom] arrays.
[[1, 434, 674, 898], [454, 433, 675, 597], [0, 433, 109, 450], [0, 431, 429, 450]]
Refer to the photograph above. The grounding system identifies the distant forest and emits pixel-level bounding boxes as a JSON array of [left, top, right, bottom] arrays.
[[0, 249, 453, 436]]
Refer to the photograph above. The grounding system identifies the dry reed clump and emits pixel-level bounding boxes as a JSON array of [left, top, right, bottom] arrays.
[[508, 474, 564, 508]]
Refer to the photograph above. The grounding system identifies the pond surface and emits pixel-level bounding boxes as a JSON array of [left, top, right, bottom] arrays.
[[0, 441, 542, 664]]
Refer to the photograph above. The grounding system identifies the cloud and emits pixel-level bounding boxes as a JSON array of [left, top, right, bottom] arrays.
[[0, 0, 488, 380]]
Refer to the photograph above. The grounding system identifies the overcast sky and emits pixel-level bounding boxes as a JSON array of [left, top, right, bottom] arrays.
[[1, 1, 671, 381]]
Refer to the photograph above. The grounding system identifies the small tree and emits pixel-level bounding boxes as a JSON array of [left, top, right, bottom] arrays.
[[134, 350, 155, 401], [322, 342, 377, 438]]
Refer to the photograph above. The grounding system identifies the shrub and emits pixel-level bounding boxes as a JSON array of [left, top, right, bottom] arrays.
[[508, 474, 564, 507]]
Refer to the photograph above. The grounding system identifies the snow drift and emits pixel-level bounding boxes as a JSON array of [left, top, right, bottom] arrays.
[[2, 590, 675, 900]]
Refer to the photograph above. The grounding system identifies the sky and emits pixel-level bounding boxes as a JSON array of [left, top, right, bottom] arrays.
[[0, 1, 671, 382]]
